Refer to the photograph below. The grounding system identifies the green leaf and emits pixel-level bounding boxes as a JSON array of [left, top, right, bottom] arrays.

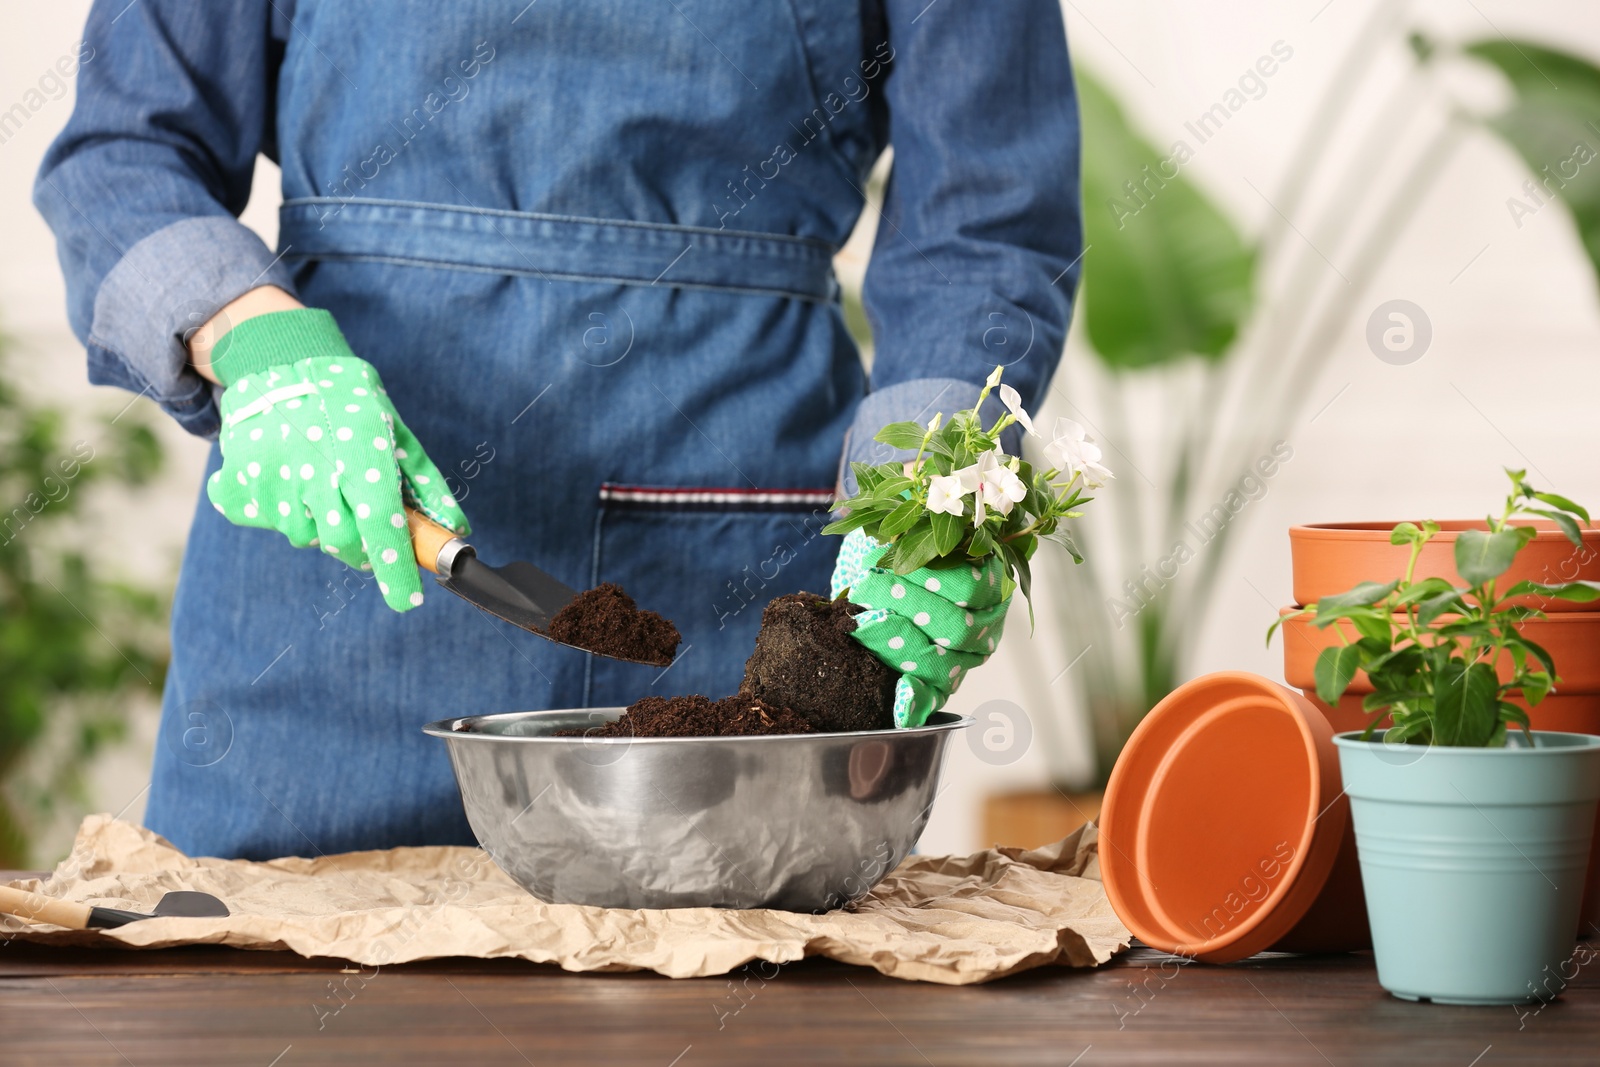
[[1525, 507, 1582, 547], [1005, 542, 1034, 605], [1266, 608, 1307, 647], [1435, 661, 1499, 746], [1384, 717, 1432, 746], [1501, 579, 1600, 604], [1075, 70, 1255, 369], [1529, 505, 1580, 547], [1308, 604, 1384, 630], [1455, 528, 1524, 585], [1364, 690, 1419, 712], [1463, 663, 1502, 746], [1416, 590, 1464, 626], [1520, 670, 1553, 707], [893, 523, 941, 574], [930, 510, 965, 556], [1435, 618, 1495, 641], [1389, 521, 1423, 546], [866, 476, 914, 502], [1465, 39, 1600, 300], [1361, 692, 1391, 714], [1429, 661, 1467, 745], [1314, 580, 1401, 613], [1391, 576, 1456, 603], [1364, 644, 1424, 677], [1531, 490, 1591, 523], [874, 422, 929, 451], [877, 499, 923, 540], [1314, 644, 1364, 704], [1043, 528, 1082, 563], [1509, 634, 1558, 677], [1504, 700, 1529, 735], [1349, 612, 1393, 644], [969, 524, 996, 559], [822, 510, 876, 537]]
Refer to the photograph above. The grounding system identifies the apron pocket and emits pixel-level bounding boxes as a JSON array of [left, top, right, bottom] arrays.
[[585, 483, 838, 707]]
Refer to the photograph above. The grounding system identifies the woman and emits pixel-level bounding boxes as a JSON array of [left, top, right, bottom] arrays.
[[37, 0, 1081, 859]]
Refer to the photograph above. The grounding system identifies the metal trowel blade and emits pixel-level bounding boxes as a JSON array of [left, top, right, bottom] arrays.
[[438, 554, 576, 635]]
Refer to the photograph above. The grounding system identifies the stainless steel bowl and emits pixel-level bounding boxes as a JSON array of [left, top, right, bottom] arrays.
[[423, 708, 970, 911]]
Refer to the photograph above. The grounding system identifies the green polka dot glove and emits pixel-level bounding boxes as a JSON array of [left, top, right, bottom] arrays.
[[204, 308, 469, 613], [831, 528, 1010, 728]]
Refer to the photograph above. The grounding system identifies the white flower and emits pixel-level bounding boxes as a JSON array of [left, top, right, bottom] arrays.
[[953, 460, 979, 524], [1043, 418, 1115, 488], [926, 473, 969, 516], [985, 365, 1003, 390], [956, 450, 1028, 520], [998, 384, 1038, 437], [978, 450, 1028, 516]]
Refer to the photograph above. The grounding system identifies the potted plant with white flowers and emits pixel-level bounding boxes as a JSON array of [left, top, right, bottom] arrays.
[[1271, 471, 1600, 1004], [765, 367, 1111, 732], [828, 367, 1109, 593]]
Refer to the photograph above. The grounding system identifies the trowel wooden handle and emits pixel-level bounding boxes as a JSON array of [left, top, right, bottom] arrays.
[[0, 885, 93, 929], [407, 507, 466, 575]]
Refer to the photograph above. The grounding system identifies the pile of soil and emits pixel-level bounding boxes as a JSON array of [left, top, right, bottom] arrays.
[[560, 694, 817, 738], [738, 592, 897, 733], [550, 589, 899, 739], [546, 582, 680, 667]]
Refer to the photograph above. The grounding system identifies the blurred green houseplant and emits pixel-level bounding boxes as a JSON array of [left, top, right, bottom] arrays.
[[0, 335, 167, 867], [1056, 17, 1600, 784]]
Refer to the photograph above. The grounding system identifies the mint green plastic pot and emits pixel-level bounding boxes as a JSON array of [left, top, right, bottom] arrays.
[[1335, 731, 1600, 1005]]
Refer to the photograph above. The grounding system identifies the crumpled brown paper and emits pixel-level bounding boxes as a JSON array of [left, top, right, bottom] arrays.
[[1, 815, 1128, 984]]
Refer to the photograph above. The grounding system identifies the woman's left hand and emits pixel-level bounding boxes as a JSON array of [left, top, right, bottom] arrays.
[[830, 528, 1010, 727]]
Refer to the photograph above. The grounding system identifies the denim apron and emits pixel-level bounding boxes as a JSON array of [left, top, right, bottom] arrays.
[[146, 0, 887, 858]]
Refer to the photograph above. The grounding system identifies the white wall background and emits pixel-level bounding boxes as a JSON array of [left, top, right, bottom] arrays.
[[3, 0, 1599, 862]]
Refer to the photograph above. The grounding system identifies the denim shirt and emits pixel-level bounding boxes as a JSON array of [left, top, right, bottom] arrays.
[[38, 0, 1080, 451], [35, 0, 1081, 859]]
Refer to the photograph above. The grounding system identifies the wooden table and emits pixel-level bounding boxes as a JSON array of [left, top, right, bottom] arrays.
[[2, 898, 1596, 1065], [4, 945, 1594, 1064]]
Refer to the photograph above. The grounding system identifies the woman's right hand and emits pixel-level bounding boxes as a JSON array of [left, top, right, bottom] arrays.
[[198, 302, 468, 613]]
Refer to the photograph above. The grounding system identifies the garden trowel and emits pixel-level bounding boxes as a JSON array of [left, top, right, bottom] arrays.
[[406, 507, 669, 666], [0, 885, 229, 929]]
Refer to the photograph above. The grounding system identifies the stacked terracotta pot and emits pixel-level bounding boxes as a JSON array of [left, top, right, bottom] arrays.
[[1284, 520, 1600, 927], [1284, 521, 1600, 733]]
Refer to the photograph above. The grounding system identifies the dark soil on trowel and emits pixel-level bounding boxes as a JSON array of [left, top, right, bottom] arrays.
[[545, 582, 681, 666]]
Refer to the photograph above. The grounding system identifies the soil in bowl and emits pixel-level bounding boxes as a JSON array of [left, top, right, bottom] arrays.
[[545, 582, 680, 666], [558, 694, 817, 738], [739, 592, 898, 733]]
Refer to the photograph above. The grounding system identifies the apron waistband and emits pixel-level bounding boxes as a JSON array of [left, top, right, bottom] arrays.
[[278, 198, 839, 303]]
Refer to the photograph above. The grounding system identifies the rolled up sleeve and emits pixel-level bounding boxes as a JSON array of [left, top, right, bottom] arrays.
[[34, 0, 293, 438], [846, 0, 1081, 484]]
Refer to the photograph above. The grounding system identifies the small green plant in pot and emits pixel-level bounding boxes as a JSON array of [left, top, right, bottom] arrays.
[[1270, 471, 1600, 1004]]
